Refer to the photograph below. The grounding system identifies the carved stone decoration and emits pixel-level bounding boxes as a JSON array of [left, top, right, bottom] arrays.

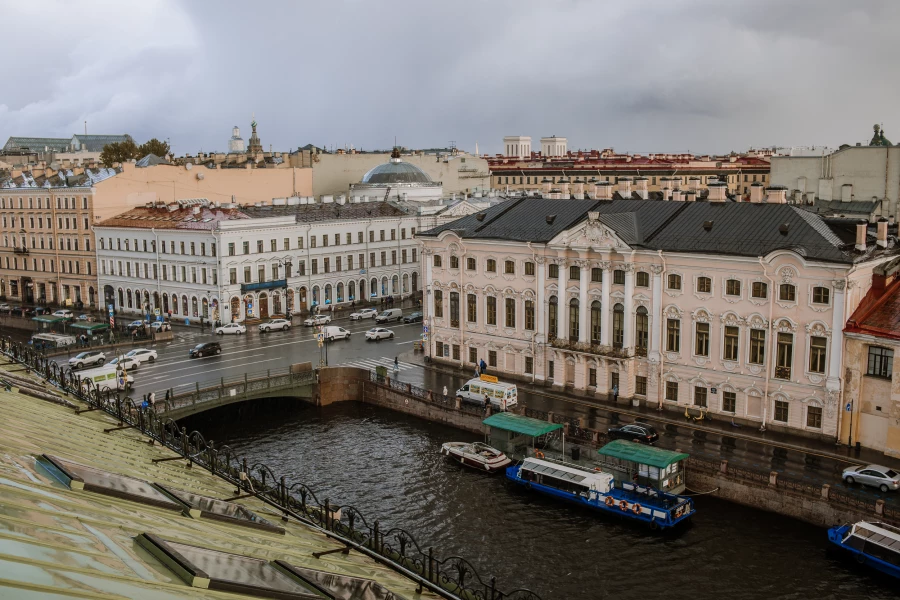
[[722, 361, 736, 372], [597, 260, 612, 271], [780, 266, 796, 283], [666, 352, 680, 362], [832, 279, 846, 291], [622, 263, 635, 273], [748, 364, 762, 375], [691, 308, 712, 323], [650, 264, 664, 275], [693, 356, 708, 367], [808, 374, 823, 385], [774, 318, 797, 333]]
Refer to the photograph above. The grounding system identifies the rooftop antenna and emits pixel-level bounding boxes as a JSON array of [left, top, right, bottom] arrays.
[[84, 121, 87, 135]]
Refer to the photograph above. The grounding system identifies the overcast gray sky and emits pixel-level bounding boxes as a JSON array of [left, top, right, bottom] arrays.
[[1, 0, 897, 156]]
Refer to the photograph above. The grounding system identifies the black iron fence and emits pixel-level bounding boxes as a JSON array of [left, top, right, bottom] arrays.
[[1, 337, 541, 600]]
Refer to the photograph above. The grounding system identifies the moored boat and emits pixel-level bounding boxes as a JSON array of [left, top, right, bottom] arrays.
[[441, 442, 512, 473], [506, 458, 694, 530], [828, 521, 900, 579]]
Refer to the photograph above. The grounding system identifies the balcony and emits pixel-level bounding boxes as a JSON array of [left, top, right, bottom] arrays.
[[13, 247, 28, 255], [774, 365, 792, 380], [550, 337, 631, 359]]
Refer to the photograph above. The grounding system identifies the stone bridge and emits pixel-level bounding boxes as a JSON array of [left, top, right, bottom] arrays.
[[156, 366, 317, 420]]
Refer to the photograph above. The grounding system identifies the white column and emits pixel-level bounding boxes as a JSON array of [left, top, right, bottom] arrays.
[[650, 265, 663, 360], [425, 250, 434, 341], [827, 280, 846, 390], [600, 260, 611, 346], [578, 259, 589, 342], [536, 257, 546, 342], [558, 259, 568, 339], [623, 263, 635, 349]]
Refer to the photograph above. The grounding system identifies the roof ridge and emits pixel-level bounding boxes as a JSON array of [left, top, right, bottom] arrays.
[[642, 202, 691, 243], [848, 276, 900, 328], [474, 196, 529, 233]]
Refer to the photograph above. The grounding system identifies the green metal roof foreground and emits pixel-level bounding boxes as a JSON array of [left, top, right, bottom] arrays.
[[69, 321, 109, 331], [32, 314, 64, 323], [598, 439, 689, 468], [483, 412, 563, 437], [0, 359, 440, 599]]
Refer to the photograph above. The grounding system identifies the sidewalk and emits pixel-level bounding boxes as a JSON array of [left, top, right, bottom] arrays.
[[402, 350, 900, 470]]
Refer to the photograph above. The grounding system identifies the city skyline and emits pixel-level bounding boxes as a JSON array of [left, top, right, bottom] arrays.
[[1, 1, 899, 155]]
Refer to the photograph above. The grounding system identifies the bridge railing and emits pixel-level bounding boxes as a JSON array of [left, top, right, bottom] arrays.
[[0, 337, 544, 600]]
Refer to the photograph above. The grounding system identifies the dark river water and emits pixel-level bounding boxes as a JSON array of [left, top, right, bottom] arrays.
[[184, 401, 900, 600]]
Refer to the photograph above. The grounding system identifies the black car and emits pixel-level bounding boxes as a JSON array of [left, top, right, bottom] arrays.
[[403, 311, 423, 324], [189, 341, 221, 358], [607, 423, 659, 444]]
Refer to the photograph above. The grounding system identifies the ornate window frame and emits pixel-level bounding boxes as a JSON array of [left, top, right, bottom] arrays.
[[807, 282, 833, 312], [665, 271, 684, 298], [693, 273, 714, 300]]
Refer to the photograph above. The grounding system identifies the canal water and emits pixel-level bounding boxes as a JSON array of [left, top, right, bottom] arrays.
[[186, 401, 900, 600]]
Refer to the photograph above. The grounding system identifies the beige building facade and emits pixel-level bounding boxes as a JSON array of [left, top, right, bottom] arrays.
[[419, 194, 899, 441]]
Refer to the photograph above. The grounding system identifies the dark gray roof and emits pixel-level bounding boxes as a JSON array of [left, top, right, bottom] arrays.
[[135, 154, 170, 167], [799, 199, 880, 219], [72, 134, 133, 152], [360, 160, 433, 184], [3, 137, 71, 152], [420, 197, 893, 264], [241, 201, 407, 224]]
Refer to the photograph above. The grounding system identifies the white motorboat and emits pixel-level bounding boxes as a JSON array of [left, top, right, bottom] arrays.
[[440, 442, 512, 473]]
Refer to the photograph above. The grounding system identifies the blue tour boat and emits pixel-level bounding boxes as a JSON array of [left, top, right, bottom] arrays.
[[828, 521, 900, 579], [506, 458, 694, 530]]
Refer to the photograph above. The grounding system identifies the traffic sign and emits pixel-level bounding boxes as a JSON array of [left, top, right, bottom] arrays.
[[845, 402, 852, 412], [154, 308, 161, 316], [316, 333, 325, 342], [423, 325, 429, 333]]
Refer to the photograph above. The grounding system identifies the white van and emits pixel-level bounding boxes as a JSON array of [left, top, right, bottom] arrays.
[[322, 325, 351, 341], [456, 376, 518, 408], [78, 364, 134, 392], [375, 308, 403, 323]]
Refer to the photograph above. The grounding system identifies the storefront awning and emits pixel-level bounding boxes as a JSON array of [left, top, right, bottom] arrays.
[[482, 413, 563, 437], [69, 322, 109, 332]]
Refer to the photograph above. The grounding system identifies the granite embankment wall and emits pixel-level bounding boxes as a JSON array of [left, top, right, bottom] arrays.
[[317, 368, 899, 528]]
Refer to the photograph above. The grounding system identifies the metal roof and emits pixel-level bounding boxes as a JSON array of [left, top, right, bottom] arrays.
[[598, 439, 689, 468], [361, 160, 432, 184], [483, 412, 563, 437]]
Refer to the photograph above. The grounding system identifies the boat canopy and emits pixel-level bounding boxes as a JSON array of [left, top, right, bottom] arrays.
[[32, 315, 64, 324], [520, 458, 613, 491], [483, 413, 563, 437], [69, 322, 109, 332], [848, 521, 900, 552], [598, 439, 689, 469]]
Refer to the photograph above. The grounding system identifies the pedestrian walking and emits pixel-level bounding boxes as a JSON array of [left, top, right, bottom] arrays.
[[483, 394, 490, 414], [442, 385, 448, 399], [148, 391, 156, 409], [165, 389, 171, 403], [479, 358, 487, 375], [393, 356, 399, 371], [612, 384, 619, 403]]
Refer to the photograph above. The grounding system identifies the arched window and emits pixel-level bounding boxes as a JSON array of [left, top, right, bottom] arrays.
[[126, 289, 133, 309], [411, 272, 418, 292], [336, 282, 344, 303], [613, 303, 624, 349], [172, 294, 179, 314], [191, 297, 198, 317], [569, 298, 580, 341], [635, 306, 649, 355], [348, 281, 355, 300], [391, 275, 399, 294], [370, 277, 377, 297], [182, 295, 188, 316], [591, 301, 602, 344], [312, 286, 319, 304], [402, 273, 409, 293], [381, 277, 388, 295], [118, 288, 124, 308], [548, 296, 558, 339], [324, 284, 332, 303]]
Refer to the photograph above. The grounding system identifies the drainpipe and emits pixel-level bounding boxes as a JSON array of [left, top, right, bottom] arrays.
[[656, 250, 667, 410], [151, 228, 161, 312], [457, 239, 467, 369], [835, 264, 858, 445], [758, 257, 775, 432], [528, 241, 538, 383]]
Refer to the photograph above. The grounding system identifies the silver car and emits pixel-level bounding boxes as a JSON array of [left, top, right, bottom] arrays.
[[842, 464, 900, 493]]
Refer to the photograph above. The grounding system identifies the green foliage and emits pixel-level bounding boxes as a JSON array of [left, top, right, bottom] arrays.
[[100, 138, 171, 166], [138, 138, 171, 158]]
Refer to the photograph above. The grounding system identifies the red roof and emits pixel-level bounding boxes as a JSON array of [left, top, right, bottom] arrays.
[[845, 277, 900, 341]]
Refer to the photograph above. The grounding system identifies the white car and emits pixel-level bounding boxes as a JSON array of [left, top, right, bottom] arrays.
[[125, 348, 157, 364], [68, 351, 106, 369], [150, 321, 171, 332], [304, 314, 332, 327], [0, 303, 10, 311], [323, 326, 351, 341], [216, 322, 246, 335], [349, 308, 378, 321], [109, 355, 140, 371], [365, 327, 394, 341], [52, 309, 74, 319], [259, 318, 291, 332]]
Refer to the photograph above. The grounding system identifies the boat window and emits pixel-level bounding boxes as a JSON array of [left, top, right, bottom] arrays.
[[864, 540, 900, 566]]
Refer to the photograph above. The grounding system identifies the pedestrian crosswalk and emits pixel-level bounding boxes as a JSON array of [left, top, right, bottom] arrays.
[[338, 356, 418, 372]]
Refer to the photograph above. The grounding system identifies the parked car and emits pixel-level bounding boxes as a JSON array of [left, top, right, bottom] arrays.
[[126, 320, 148, 332], [375, 309, 403, 323], [349, 308, 378, 321], [607, 423, 659, 444], [150, 321, 171, 332], [52, 309, 74, 320], [68, 350, 106, 369], [215, 322, 246, 335], [842, 464, 900, 493], [304, 314, 332, 327], [12, 306, 34, 317], [322, 326, 351, 341], [125, 348, 157, 364], [259, 318, 291, 332], [33, 307, 48, 315], [189, 342, 222, 358], [403, 311, 423, 324], [76, 314, 96, 322], [9, 306, 23, 316], [108, 355, 140, 371], [0, 303, 10, 312], [365, 327, 394, 341]]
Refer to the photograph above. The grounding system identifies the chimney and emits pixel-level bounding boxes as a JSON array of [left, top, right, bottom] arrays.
[[765, 185, 787, 204], [618, 176, 632, 198], [660, 177, 672, 200], [588, 177, 598, 199], [672, 189, 683, 202], [634, 177, 649, 199], [684, 190, 697, 202], [689, 176, 701, 192], [708, 182, 727, 203], [856, 220, 868, 252], [542, 177, 551, 196], [877, 217, 889, 248], [559, 177, 570, 197], [192, 206, 201, 215], [597, 182, 613, 200], [572, 178, 585, 199], [749, 182, 764, 203]]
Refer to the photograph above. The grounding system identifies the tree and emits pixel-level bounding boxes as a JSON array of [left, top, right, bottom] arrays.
[[138, 138, 171, 158], [99, 139, 139, 166]]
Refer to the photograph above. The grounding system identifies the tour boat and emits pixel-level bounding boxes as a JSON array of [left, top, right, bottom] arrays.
[[441, 442, 512, 473], [828, 521, 900, 579], [506, 458, 694, 531]]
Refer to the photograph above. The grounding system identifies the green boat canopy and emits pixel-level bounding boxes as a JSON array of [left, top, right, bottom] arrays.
[[32, 315, 64, 324], [482, 412, 562, 437], [598, 439, 689, 469], [69, 322, 109, 332]]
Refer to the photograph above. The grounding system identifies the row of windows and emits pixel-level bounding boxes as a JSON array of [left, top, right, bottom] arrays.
[[493, 174, 768, 186], [224, 250, 420, 284], [224, 228, 417, 256], [99, 238, 217, 256], [662, 382, 822, 427], [102, 260, 217, 285], [668, 274, 829, 303], [1, 256, 91, 275], [0, 196, 89, 210], [2, 215, 90, 231], [4, 234, 90, 252]]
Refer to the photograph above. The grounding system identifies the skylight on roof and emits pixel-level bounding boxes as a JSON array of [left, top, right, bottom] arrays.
[[155, 484, 284, 534]]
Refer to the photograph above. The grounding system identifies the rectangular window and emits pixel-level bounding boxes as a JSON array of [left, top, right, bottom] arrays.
[[867, 346, 894, 378], [229, 269, 237, 284], [525, 300, 535, 331], [322, 235, 328, 248], [525, 356, 534, 375], [323, 258, 330, 273], [298, 236, 304, 249], [726, 279, 741, 296], [694, 386, 707, 407], [723, 391, 737, 413], [466, 257, 476, 270], [665, 381, 679, 402], [569, 265, 580, 280], [505, 260, 515, 275], [591, 268, 602, 282], [371, 252, 376, 268], [334, 234, 340, 246], [347, 255, 353, 270], [589, 368, 597, 387], [812, 286, 830, 304], [242, 241, 250, 254], [751, 281, 767, 299], [724, 326, 739, 361], [380, 230, 385, 241], [336, 257, 342, 272], [697, 277, 711, 293], [489, 350, 497, 368], [779, 283, 796, 302], [358, 232, 363, 244], [449, 292, 459, 328], [381, 251, 387, 265], [243, 266, 251, 283], [750, 329, 766, 364], [774, 400, 789, 423], [467, 294, 477, 322], [412, 248, 417, 263], [809, 336, 827, 374], [486, 296, 497, 325], [346, 232, 352, 245], [390, 229, 396, 241], [469, 347, 478, 364], [775, 333, 793, 379], [613, 269, 625, 284], [549, 264, 559, 279], [311, 236, 317, 248], [695, 322, 710, 356], [434, 290, 443, 318], [312, 259, 318, 275], [807, 406, 822, 428], [636, 271, 649, 287], [452, 344, 460, 360], [369, 231, 375, 243], [525, 262, 535, 276], [505, 298, 516, 328], [391, 250, 397, 265], [635, 376, 647, 396], [486, 259, 496, 272]]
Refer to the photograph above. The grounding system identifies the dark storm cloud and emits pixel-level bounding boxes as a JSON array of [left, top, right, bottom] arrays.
[[1, 0, 897, 155]]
